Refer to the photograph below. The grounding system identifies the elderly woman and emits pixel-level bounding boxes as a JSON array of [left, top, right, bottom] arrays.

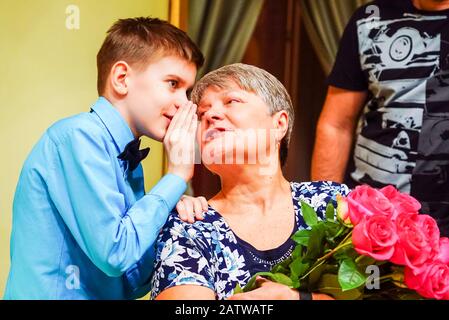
[[150, 63, 349, 300]]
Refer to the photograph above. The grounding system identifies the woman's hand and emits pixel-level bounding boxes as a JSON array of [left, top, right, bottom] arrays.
[[228, 276, 334, 300]]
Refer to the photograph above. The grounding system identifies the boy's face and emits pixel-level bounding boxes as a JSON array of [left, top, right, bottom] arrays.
[[126, 55, 197, 141]]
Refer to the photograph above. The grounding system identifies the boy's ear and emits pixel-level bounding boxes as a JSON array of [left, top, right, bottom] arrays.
[[109, 61, 130, 96], [273, 110, 289, 142]]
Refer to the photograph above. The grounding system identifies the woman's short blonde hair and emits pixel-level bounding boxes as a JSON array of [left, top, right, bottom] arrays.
[[191, 63, 294, 166]]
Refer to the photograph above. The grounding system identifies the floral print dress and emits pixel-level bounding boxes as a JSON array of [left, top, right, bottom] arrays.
[[150, 181, 350, 300]]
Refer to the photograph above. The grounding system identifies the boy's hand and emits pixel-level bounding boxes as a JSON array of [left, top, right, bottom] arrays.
[[164, 101, 197, 182], [176, 195, 208, 223]]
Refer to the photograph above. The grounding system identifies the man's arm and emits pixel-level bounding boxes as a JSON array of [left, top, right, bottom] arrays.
[[311, 86, 367, 182]]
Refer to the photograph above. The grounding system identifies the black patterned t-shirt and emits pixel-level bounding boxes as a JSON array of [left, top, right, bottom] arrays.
[[328, 0, 449, 235]]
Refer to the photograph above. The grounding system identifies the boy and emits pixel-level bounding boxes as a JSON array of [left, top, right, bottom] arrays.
[[4, 17, 206, 299]]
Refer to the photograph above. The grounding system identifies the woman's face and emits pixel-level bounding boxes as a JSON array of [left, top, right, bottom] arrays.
[[197, 81, 282, 171]]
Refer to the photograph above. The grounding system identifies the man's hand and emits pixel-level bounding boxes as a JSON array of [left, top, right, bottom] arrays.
[[164, 101, 198, 182], [176, 195, 208, 223], [229, 276, 334, 300]]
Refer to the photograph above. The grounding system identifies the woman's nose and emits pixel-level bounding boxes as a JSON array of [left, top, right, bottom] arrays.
[[208, 111, 222, 121], [206, 101, 226, 119], [205, 109, 224, 123]]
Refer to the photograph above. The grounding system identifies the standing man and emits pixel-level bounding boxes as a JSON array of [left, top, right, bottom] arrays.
[[312, 0, 449, 236]]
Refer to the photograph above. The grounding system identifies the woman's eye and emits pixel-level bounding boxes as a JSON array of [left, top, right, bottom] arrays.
[[227, 99, 240, 104], [168, 80, 178, 88]]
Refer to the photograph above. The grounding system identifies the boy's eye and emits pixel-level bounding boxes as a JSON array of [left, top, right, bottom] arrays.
[[168, 80, 178, 88]]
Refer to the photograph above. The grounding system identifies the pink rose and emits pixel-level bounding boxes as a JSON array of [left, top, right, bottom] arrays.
[[437, 237, 449, 264], [347, 185, 395, 225], [417, 214, 440, 256], [336, 194, 352, 226], [405, 262, 449, 300], [390, 213, 439, 271], [352, 214, 398, 261], [379, 185, 421, 218]]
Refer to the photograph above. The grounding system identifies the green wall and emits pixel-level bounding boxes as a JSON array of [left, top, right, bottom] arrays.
[[0, 0, 169, 297]]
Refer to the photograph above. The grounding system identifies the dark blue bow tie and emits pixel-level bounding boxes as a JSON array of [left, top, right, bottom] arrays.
[[117, 138, 150, 171]]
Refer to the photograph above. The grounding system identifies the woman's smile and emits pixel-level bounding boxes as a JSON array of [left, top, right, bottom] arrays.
[[203, 127, 234, 143]]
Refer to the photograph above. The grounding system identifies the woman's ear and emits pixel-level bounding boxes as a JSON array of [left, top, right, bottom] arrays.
[[109, 61, 130, 96], [273, 110, 289, 142]]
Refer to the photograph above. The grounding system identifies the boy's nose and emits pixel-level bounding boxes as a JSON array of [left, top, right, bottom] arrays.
[[173, 99, 189, 111], [177, 92, 190, 106]]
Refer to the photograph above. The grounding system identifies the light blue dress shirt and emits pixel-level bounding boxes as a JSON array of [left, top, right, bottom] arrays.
[[4, 97, 186, 299]]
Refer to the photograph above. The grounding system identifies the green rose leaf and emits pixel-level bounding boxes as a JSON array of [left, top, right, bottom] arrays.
[[354, 255, 377, 268], [338, 259, 367, 291], [290, 258, 309, 279], [318, 273, 363, 300], [242, 271, 274, 292], [291, 229, 311, 246], [272, 263, 290, 275], [267, 273, 294, 287], [301, 201, 318, 227], [233, 283, 243, 294], [243, 271, 294, 291], [334, 246, 358, 262], [307, 263, 327, 288], [304, 224, 325, 260], [292, 245, 303, 259], [323, 221, 342, 245], [242, 274, 258, 292], [325, 202, 335, 221]]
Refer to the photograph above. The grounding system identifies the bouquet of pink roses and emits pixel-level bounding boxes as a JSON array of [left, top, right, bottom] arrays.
[[236, 185, 449, 300]]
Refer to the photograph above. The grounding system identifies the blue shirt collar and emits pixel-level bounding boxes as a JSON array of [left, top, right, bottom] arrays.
[[90, 97, 135, 154]]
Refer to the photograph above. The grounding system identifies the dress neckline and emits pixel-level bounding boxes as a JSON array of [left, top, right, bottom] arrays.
[[206, 182, 299, 257]]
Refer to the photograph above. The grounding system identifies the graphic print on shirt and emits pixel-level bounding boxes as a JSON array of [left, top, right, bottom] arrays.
[[351, 13, 448, 194], [412, 67, 449, 216]]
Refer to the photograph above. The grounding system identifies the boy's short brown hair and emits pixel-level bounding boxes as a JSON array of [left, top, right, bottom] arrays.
[[97, 17, 204, 95]]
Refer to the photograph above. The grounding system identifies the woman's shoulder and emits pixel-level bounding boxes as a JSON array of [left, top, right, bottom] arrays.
[[161, 206, 227, 243], [289, 181, 350, 213], [290, 180, 351, 197], [289, 181, 350, 223]]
